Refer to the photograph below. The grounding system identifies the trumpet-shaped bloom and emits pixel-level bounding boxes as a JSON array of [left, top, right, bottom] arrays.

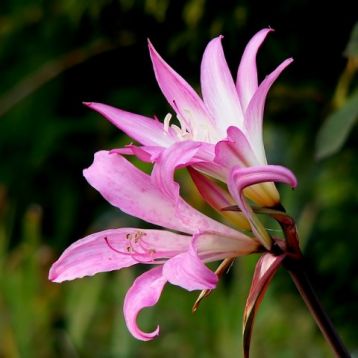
[[49, 151, 260, 340], [84, 28, 293, 209]]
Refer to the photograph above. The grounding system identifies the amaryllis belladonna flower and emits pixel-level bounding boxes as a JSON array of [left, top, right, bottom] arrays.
[[84, 28, 292, 202], [49, 150, 262, 340], [49, 29, 297, 342], [83, 28, 294, 248]]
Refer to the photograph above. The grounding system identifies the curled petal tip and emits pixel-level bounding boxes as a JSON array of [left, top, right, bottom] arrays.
[[282, 167, 298, 189], [124, 267, 166, 341], [136, 326, 160, 341], [83, 101, 93, 107]]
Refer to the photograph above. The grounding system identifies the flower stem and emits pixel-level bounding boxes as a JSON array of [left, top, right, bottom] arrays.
[[271, 212, 351, 357], [285, 260, 351, 358]]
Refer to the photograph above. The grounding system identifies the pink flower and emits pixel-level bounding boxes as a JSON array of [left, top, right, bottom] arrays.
[[83, 28, 296, 248], [49, 29, 298, 342], [49, 151, 260, 340], [84, 28, 293, 210]]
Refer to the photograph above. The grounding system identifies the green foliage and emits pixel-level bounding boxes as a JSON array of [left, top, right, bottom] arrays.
[[315, 90, 358, 159], [0, 1, 357, 357], [344, 22, 358, 58], [315, 22, 358, 159]]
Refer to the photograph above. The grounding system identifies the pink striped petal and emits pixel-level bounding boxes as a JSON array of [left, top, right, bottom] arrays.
[[243, 253, 285, 358], [148, 40, 216, 141], [84, 102, 175, 147], [124, 266, 167, 341], [83, 151, 238, 237], [162, 235, 218, 291], [49, 229, 138, 282], [201, 36, 244, 131], [228, 165, 297, 249], [151, 141, 203, 202], [245, 58, 293, 162], [49, 229, 193, 283], [236, 28, 273, 111]]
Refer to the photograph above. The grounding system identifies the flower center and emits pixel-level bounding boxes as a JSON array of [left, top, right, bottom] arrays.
[[163, 113, 192, 140]]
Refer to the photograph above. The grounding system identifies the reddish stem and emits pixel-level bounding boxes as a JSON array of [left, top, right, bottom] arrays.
[[274, 213, 351, 357]]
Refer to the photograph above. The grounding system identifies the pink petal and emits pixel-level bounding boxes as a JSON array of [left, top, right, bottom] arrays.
[[84, 151, 239, 237], [162, 235, 218, 291], [236, 28, 273, 111], [49, 229, 137, 282], [200, 36, 244, 131], [195, 232, 259, 261], [188, 167, 234, 211], [228, 165, 297, 248], [191, 160, 227, 183], [111, 145, 163, 163], [123, 266, 167, 341], [148, 40, 216, 141], [230, 165, 297, 194], [84, 102, 175, 147], [243, 253, 285, 358], [188, 167, 250, 230], [188, 143, 229, 182], [49, 229, 192, 283], [244, 58, 293, 162], [214, 126, 259, 169], [215, 128, 280, 207], [151, 141, 203, 202]]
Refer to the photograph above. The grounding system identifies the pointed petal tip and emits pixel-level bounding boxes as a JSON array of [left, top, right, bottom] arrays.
[[147, 38, 154, 50], [211, 34, 224, 43], [48, 261, 67, 283], [147, 39, 159, 57], [252, 27, 274, 42], [82, 101, 105, 110], [48, 268, 58, 282], [48, 264, 72, 283], [271, 58, 294, 75]]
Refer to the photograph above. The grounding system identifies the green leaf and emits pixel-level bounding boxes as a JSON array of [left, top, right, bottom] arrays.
[[344, 22, 358, 58], [315, 90, 358, 160]]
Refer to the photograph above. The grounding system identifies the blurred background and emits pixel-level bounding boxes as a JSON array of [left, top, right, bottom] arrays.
[[0, 1, 357, 357]]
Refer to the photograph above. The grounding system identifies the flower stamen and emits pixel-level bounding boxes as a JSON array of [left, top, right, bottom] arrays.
[[163, 113, 172, 133]]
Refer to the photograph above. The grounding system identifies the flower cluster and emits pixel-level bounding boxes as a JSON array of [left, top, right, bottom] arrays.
[[49, 28, 296, 342]]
